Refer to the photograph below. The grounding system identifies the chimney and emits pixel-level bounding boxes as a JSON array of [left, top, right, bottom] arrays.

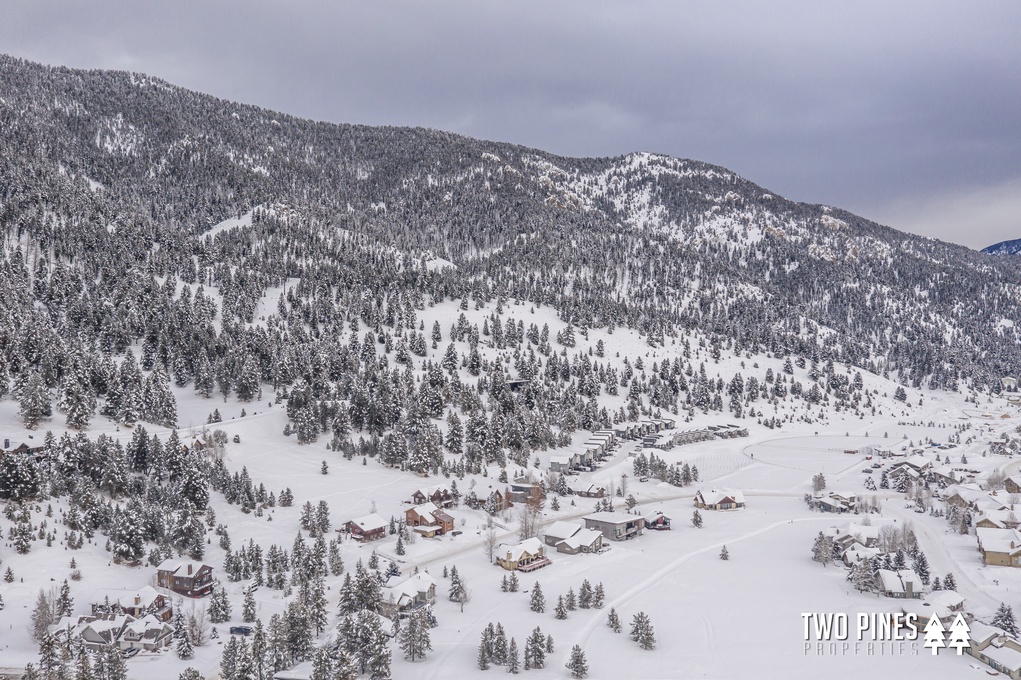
[[187, 563, 193, 576], [134, 595, 141, 606]]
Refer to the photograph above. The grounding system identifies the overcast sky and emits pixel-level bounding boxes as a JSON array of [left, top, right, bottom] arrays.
[[2, 1, 1019, 249]]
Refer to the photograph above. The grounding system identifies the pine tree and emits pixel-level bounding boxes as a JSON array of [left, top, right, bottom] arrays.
[[55, 580, 73, 618], [593, 582, 605, 608], [812, 532, 833, 566], [530, 583, 546, 613], [399, 607, 433, 661], [243, 588, 257, 623], [555, 595, 568, 620], [566, 645, 588, 679], [578, 580, 593, 609], [607, 608, 622, 633], [944, 572, 957, 591], [720, 545, 729, 560], [692, 509, 703, 528], [565, 588, 576, 611], [477, 629, 491, 670], [19, 370, 51, 429], [630, 611, 656, 650], [508, 572, 519, 593], [994, 602, 1019, 636], [507, 637, 520, 674], [912, 550, 931, 585], [176, 633, 194, 659]]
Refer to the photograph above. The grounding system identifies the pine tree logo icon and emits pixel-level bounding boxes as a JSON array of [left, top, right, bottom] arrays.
[[947, 614, 971, 655], [923, 613, 970, 655], [922, 615, 946, 655]]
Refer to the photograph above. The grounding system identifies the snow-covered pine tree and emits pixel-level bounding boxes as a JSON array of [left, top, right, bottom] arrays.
[[994, 603, 1019, 636], [399, 607, 433, 661], [566, 645, 588, 679], [630, 611, 656, 650], [607, 608, 622, 633], [530, 583, 546, 613]]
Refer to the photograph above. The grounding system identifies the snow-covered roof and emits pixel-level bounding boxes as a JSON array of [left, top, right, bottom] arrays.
[[409, 503, 452, 526], [643, 509, 669, 523], [94, 585, 164, 610], [413, 484, 449, 498], [156, 558, 210, 576], [497, 537, 544, 562], [877, 569, 921, 594], [550, 455, 572, 465], [977, 527, 1021, 555], [583, 511, 642, 525], [558, 528, 602, 550], [544, 521, 583, 541], [384, 572, 436, 607], [969, 620, 1006, 646], [984, 642, 1021, 671], [696, 488, 746, 506], [348, 513, 388, 532]]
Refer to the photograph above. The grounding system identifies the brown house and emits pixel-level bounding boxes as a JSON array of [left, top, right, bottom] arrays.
[[92, 586, 172, 622], [411, 485, 454, 508], [405, 503, 454, 535], [156, 559, 213, 598], [345, 514, 388, 542]]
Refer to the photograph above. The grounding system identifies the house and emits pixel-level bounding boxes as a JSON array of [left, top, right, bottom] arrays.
[[0, 439, 45, 456], [345, 513, 388, 542], [977, 527, 1021, 566], [411, 485, 453, 508], [891, 455, 932, 474], [976, 509, 1021, 530], [117, 615, 175, 651], [900, 591, 965, 628], [813, 492, 857, 513], [405, 502, 454, 536], [967, 621, 1021, 680], [543, 521, 584, 547], [1006, 477, 1021, 495], [156, 559, 213, 598], [672, 429, 716, 446], [694, 489, 746, 511], [92, 586, 171, 622], [573, 484, 606, 499], [643, 510, 671, 530], [550, 455, 574, 474], [877, 569, 922, 599], [51, 614, 132, 650], [508, 479, 542, 504], [381, 572, 437, 618], [495, 537, 550, 572], [583, 512, 644, 541], [555, 528, 603, 555]]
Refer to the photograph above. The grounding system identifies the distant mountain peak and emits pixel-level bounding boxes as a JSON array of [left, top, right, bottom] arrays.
[[982, 238, 1021, 255]]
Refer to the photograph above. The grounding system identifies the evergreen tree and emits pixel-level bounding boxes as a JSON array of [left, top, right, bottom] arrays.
[[566, 645, 588, 679], [630, 611, 656, 650], [692, 509, 703, 528], [554, 595, 568, 620], [399, 608, 433, 661], [607, 607, 622, 632], [994, 603, 1019, 636], [530, 583, 546, 613]]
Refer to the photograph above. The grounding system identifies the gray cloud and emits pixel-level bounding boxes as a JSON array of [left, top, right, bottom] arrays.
[[2, 1, 1018, 248]]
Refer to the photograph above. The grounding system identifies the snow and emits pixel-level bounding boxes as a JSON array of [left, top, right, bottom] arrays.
[[3, 295, 1021, 678]]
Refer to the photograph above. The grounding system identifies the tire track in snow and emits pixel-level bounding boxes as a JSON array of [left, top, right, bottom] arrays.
[[564, 516, 832, 666]]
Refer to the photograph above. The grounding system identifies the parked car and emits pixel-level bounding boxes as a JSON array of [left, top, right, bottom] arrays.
[[121, 648, 140, 658], [230, 626, 253, 636], [451, 530, 462, 537]]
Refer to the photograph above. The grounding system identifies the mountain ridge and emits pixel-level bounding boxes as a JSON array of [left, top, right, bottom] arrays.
[[0, 52, 1018, 393]]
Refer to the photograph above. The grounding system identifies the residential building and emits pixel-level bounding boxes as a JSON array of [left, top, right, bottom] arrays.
[[583, 512, 644, 541], [345, 513, 388, 542], [495, 537, 550, 572], [156, 559, 213, 598], [694, 488, 746, 511]]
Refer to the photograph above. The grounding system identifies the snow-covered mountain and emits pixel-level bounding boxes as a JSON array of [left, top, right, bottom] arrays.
[[981, 238, 1021, 256]]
